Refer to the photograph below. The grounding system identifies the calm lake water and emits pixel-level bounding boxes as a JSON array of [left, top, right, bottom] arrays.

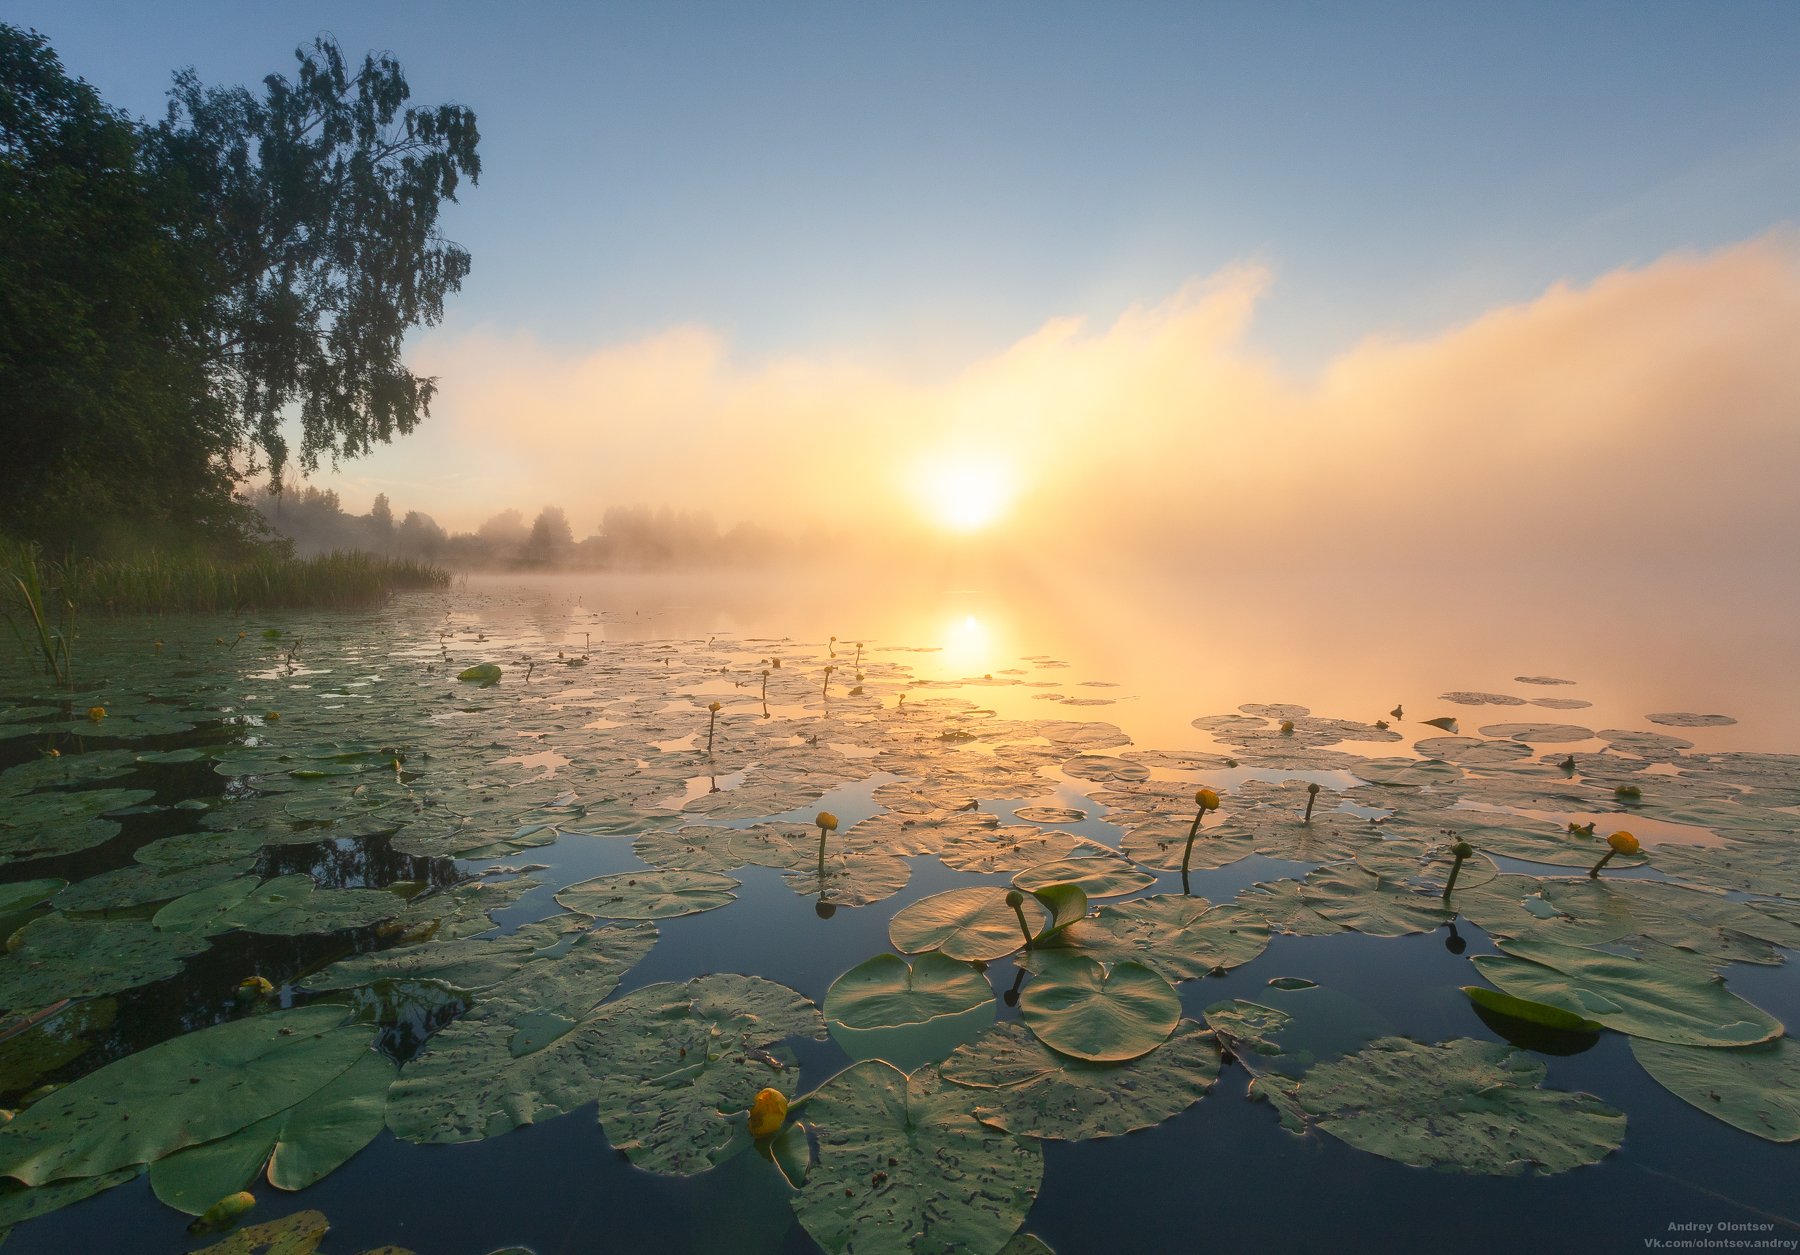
[[2, 563, 1795, 1253]]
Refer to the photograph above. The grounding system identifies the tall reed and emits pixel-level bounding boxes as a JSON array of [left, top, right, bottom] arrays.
[[1, 540, 449, 617]]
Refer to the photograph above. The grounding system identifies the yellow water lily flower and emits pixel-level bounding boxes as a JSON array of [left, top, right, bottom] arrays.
[[815, 811, 839, 833], [86, 706, 106, 722], [708, 700, 722, 713], [237, 975, 274, 998], [1195, 787, 1221, 812], [748, 1087, 788, 1139], [1589, 830, 1640, 878]]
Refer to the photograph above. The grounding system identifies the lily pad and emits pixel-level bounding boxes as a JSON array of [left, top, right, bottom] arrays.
[[0, 1167, 142, 1233], [1462, 986, 1603, 1033], [1630, 1036, 1800, 1142], [1018, 956, 1180, 1062], [389, 973, 823, 1174], [1031, 895, 1271, 981], [1289, 1036, 1625, 1174], [0, 1005, 372, 1185], [148, 1050, 395, 1212], [825, 952, 994, 1032], [1012, 856, 1155, 899], [793, 1060, 1041, 1255], [1299, 864, 1452, 937], [889, 887, 1042, 962], [1647, 712, 1736, 728], [190, 1209, 330, 1254], [941, 1018, 1219, 1140], [1473, 938, 1784, 1046], [824, 953, 995, 1072], [554, 870, 739, 920], [781, 850, 912, 908], [0, 914, 206, 1014]]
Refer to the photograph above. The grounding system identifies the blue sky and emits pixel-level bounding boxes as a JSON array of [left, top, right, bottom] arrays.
[[10, 3, 1800, 550], [14, 1, 1799, 370]]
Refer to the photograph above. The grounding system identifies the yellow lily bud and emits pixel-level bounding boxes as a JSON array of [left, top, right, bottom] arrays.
[[748, 1087, 789, 1139], [708, 701, 722, 713], [1195, 787, 1220, 811], [815, 812, 839, 832], [86, 706, 106, 722], [237, 975, 274, 998], [189, 1192, 255, 1235], [1607, 830, 1640, 856]]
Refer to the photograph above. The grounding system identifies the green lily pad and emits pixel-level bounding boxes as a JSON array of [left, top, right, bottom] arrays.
[[0, 879, 65, 917], [1234, 879, 1343, 937], [0, 1005, 372, 1186], [190, 1208, 330, 1254], [0, 787, 157, 864], [632, 826, 743, 874], [1538, 878, 1787, 967], [1299, 864, 1452, 937], [390, 972, 822, 1172], [1011, 856, 1155, 899], [1462, 986, 1603, 1033], [0, 1168, 142, 1233], [148, 1048, 393, 1212], [1630, 1036, 1799, 1142], [301, 914, 615, 996], [457, 663, 502, 683], [941, 1018, 1219, 1139], [1118, 817, 1259, 873], [0, 913, 206, 1014], [1289, 1036, 1625, 1174], [1203, 999, 1292, 1057], [824, 952, 993, 1031], [1029, 895, 1271, 981], [1473, 938, 1784, 1046], [781, 850, 912, 908], [792, 1060, 1041, 1255], [153, 875, 401, 938], [554, 870, 739, 920], [52, 858, 260, 912], [889, 886, 1042, 962], [1018, 956, 1179, 1063]]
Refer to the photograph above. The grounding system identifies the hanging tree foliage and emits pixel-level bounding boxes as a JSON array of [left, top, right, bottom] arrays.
[[0, 25, 480, 549]]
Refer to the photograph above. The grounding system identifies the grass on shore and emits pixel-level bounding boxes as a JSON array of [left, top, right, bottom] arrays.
[[2, 538, 449, 616]]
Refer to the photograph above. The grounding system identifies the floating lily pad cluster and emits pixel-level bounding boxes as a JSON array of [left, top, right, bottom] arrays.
[[0, 606, 1794, 1253]]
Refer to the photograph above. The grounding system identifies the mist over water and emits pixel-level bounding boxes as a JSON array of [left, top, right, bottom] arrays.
[[460, 555, 1800, 753]]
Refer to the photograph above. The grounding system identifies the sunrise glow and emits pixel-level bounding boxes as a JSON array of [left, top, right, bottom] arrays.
[[913, 457, 1018, 534]]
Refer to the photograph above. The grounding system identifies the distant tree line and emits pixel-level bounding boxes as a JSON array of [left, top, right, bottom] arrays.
[[247, 485, 796, 570]]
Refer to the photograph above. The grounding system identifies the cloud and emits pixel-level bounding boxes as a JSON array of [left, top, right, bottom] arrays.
[[327, 231, 1800, 573]]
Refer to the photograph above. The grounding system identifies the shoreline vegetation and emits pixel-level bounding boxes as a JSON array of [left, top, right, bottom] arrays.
[[2, 539, 448, 618]]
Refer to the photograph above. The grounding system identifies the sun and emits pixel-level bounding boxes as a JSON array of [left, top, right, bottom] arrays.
[[914, 457, 1018, 534]]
